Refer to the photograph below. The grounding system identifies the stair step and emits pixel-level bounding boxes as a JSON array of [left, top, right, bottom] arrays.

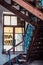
[[18, 59, 26, 62]]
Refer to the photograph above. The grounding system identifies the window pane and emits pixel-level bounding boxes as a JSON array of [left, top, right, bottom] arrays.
[[4, 16, 10, 25], [4, 34, 13, 45], [14, 27, 24, 51], [15, 34, 23, 44], [4, 45, 13, 51], [15, 45, 23, 51], [4, 27, 13, 33], [15, 34, 23, 51], [11, 16, 17, 25], [15, 27, 24, 33], [4, 27, 13, 51]]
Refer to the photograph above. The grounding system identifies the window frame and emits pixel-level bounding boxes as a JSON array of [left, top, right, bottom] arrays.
[[2, 13, 25, 53]]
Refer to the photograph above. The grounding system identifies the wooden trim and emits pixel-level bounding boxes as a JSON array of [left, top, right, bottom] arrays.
[[2, 14, 4, 53], [3, 14, 15, 16]]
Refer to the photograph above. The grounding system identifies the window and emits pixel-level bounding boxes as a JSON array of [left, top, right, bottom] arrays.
[[3, 13, 25, 52]]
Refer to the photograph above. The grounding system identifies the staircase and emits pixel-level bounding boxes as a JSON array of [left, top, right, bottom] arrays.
[[3, 24, 35, 65], [0, 0, 43, 65], [27, 21, 43, 62]]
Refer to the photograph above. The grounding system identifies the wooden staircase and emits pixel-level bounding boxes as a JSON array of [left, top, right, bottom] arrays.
[[0, 0, 43, 65], [27, 20, 43, 62]]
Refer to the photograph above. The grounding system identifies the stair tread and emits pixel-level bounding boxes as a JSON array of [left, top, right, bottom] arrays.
[[18, 59, 26, 62]]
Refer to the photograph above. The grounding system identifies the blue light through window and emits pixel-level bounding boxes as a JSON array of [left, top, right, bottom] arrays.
[[41, 0, 43, 6], [40, 0, 43, 6]]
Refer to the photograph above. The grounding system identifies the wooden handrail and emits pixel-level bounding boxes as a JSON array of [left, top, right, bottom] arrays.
[[8, 40, 24, 52]]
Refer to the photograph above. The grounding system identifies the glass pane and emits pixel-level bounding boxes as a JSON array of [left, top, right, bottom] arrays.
[[4, 45, 13, 51], [11, 16, 17, 25], [4, 27, 13, 51], [4, 34, 13, 45], [15, 34, 23, 51], [4, 16, 10, 25], [15, 45, 23, 51], [15, 34, 23, 44], [14, 27, 24, 51], [15, 27, 24, 33], [4, 27, 13, 33]]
